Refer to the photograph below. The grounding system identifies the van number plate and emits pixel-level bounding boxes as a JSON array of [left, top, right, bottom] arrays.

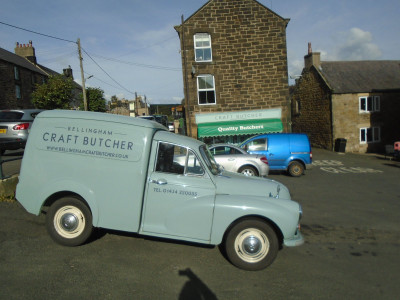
[[0, 129, 6, 134]]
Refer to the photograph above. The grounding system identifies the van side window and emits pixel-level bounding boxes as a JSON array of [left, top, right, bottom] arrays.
[[247, 138, 267, 151], [186, 150, 204, 175], [155, 143, 185, 175]]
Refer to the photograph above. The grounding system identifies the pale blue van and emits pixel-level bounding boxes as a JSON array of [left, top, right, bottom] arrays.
[[16, 110, 304, 271], [240, 133, 312, 177]]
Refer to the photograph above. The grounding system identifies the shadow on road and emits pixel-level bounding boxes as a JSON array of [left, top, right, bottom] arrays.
[[179, 268, 218, 300]]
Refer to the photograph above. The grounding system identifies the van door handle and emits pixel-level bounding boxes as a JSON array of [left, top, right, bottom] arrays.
[[149, 178, 167, 185]]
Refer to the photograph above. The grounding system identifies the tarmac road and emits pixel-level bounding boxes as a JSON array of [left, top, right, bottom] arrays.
[[0, 148, 399, 299]]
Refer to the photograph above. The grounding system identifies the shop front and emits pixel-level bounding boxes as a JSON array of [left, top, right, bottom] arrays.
[[195, 108, 283, 145]]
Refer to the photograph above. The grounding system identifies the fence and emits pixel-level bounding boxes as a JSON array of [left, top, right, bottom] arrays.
[[0, 155, 23, 180]]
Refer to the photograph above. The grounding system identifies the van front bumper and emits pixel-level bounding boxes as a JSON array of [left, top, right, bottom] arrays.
[[283, 231, 304, 247]]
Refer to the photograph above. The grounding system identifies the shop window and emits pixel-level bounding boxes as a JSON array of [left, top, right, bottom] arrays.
[[359, 96, 380, 113], [360, 127, 380, 143], [197, 75, 216, 105], [194, 33, 212, 62]]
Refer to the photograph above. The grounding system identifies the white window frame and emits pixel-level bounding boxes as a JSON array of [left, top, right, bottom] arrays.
[[360, 127, 380, 144], [197, 74, 216, 105], [359, 96, 380, 113], [194, 33, 212, 62]]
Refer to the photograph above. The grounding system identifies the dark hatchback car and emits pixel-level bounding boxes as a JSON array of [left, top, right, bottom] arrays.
[[0, 109, 44, 154]]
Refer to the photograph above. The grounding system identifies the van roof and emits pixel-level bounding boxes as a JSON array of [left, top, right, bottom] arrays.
[[37, 110, 167, 130]]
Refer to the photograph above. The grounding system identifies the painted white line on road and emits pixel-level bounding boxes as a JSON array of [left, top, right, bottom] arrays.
[[314, 160, 383, 174]]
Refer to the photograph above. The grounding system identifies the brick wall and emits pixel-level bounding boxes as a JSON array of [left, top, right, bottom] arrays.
[[177, 0, 290, 137]]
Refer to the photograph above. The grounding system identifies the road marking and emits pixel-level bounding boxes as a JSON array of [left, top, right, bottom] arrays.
[[314, 160, 384, 174]]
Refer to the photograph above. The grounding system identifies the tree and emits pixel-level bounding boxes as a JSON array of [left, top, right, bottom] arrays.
[[81, 87, 106, 112], [32, 74, 74, 109]]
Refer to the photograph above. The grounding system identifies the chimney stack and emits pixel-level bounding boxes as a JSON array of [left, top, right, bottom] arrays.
[[63, 65, 74, 79], [15, 41, 37, 64], [304, 42, 320, 70]]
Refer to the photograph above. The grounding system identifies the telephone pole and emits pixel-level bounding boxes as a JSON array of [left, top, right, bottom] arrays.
[[77, 38, 88, 111]]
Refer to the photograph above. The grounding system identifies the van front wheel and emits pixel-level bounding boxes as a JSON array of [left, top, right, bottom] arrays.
[[288, 161, 304, 177], [224, 219, 278, 271], [46, 197, 93, 246]]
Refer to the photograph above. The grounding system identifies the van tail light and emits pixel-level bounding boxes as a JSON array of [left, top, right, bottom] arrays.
[[310, 151, 312, 162], [13, 123, 30, 130], [260, 156, 269, 165]]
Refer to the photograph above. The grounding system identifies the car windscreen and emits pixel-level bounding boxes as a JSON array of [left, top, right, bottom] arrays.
[[0, 111, 24, 121]]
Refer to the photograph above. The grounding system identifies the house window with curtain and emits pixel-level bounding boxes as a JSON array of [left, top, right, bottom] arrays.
[[15, 85, 21, 99], [197, 75, 216, 105], [359, 96, 380, 113], [14, 66, 20, 80], [360, 127, 380, 143], [194, 33, 212, 62]]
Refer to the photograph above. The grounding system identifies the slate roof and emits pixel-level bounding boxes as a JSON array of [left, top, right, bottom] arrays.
[[318, 60, 400, 94], [0, 47, 48, 76]]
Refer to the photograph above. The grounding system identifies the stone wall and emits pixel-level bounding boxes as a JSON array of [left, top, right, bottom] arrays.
[[291, 68, 333, 149], [177, 0, 290, 137], [0, 60, 41, 109]]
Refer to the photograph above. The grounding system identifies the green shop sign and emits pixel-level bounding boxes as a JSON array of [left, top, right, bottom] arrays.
[[197, 118, 283, 137]]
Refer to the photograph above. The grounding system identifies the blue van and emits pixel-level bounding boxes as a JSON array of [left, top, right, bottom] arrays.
[[240, 133, 312, 177]]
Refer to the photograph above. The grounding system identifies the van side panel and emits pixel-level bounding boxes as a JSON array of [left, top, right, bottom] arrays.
[[16, 115, 156, 233], [266, 134, 290, 170]]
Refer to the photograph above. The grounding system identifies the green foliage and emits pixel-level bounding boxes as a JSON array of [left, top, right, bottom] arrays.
[[81, 87, 107, 112], [32, 75, 74, 109]]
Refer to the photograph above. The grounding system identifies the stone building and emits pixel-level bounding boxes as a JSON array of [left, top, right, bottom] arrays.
[[0, 41, 80, 110], [291, 45, 400, 153], [175, 0, 290, 143]]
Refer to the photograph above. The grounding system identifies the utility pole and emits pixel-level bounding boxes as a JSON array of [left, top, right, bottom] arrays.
[[181, 15, 192, 137], [77, 38, 88, 111]]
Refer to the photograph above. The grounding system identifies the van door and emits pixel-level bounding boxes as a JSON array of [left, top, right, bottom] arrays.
[[142, 141, 216, 242], [264, 134, 290, 169]]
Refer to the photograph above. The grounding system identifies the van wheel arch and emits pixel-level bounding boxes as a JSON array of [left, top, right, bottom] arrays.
[[222, 216, 283, 249], [42, 191, 88, 212]]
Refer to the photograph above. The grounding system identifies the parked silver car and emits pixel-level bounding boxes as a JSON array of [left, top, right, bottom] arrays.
[[0, 109, 44, 154], [209, 144, 269, 176]]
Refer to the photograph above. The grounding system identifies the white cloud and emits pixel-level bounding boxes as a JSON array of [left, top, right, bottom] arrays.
[[329, 28, 382, 60]]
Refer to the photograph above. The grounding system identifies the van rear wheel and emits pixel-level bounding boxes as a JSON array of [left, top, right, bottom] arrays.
[[46, 197, 93, 246], [288, 161, 304, 177]]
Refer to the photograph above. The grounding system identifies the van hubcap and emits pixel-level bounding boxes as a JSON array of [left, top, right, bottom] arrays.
[[234, 228, 269, 263], [54, 206, 86, 238]]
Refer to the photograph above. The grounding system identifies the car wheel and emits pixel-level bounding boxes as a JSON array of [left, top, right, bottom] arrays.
[[224, 219, 279, 271], [238, 165, 258, 176], [288, 161, 304, 177], [46, 196, 93, 246]]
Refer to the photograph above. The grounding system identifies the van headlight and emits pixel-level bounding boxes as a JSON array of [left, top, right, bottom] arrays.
[[299, 204, 303, 220]]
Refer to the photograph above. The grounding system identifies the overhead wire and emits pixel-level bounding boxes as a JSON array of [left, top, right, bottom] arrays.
[[0, 20, 182, 99], [81, 47, 135, 96]]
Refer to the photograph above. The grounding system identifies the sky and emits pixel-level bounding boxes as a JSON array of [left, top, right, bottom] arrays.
[[1, 0, 399, 105]]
